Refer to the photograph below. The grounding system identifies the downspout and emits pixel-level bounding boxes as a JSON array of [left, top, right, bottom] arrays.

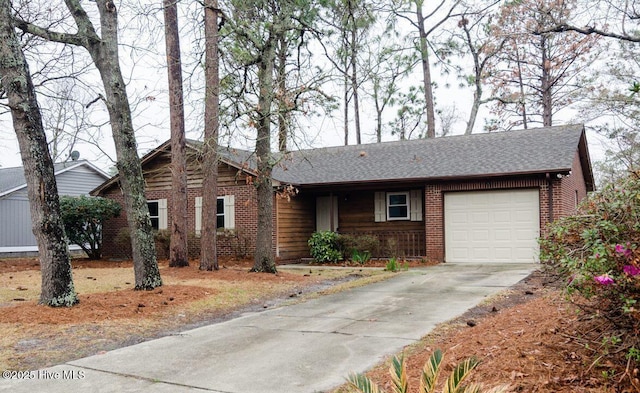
[[546, 173, 554, 223]]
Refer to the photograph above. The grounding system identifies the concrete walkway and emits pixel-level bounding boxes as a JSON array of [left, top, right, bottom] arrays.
[[0, 263, 536, 393]]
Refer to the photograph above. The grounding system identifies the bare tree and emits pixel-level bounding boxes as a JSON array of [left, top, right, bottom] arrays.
[[392, 0, 462, 138], [199, 0, 220, 271], [485, 0, 600, 129], [0, 0, 78, 306], [15, 0, 162, 290], [320, 0, 376, 145], [452, 1, 504, 135], [163, 0, 189, 267]]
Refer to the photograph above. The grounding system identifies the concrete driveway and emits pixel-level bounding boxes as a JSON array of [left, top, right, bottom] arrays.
[[0, 262, 537, 393]]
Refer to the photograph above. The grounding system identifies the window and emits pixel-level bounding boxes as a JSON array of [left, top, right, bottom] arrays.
[[147, 199, 167, 230], [374, 190, 422, 222], [195, 195, 235, 236], [217, 198, 225, 229], [387, 192, 410, 220], [147, 201, 159, 230]]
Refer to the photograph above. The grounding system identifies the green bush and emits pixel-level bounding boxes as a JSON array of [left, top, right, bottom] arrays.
[[59, 195, 121, 259], [154, 229, 171, 259], [337, 234, 380, 259], [308, 231, 342, 263], [540, 173, 640, 368]]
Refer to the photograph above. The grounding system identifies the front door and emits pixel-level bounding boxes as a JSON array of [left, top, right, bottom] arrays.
[[316, 196, 338, 232]]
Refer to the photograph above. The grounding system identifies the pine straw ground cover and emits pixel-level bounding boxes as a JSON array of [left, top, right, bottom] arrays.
[[332, 270, 639, 393], [2, 258, 638, 392], [0, 256, 393, 371]]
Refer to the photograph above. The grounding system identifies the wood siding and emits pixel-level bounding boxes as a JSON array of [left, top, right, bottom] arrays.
[[143, 151, 252, 192], [276, 194, 314, 260]]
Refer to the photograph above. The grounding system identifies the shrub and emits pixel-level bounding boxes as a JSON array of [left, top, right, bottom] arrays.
[[154, 229, 171, 259], [348, 349, 508, 393], [338, 234, 380, 259], [59, 195, 121, 259], [308, 231, 342, 263], [114, 227, 132, 259], [351, 249, 371, 265], [540, 173, 640, 371]]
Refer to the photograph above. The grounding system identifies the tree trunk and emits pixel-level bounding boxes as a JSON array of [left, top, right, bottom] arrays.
[[89, 0, 162, 289], [416, 3, 436, 138], [277, 34, 288, 152], [200, 0, 220, 271], [515, 47, 528, 129], [163, 0, 189, 267], [465, 83, 481, 135], [349, 0, 362, 145], [343, 73, 350, 145], [0, 0, 78, 306], [540, 36, 553, 127], [252, 41, 277, 274]]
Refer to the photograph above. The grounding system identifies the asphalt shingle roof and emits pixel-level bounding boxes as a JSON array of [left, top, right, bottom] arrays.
[[270, 124, 586, 185], [0, 160, 99, 196]]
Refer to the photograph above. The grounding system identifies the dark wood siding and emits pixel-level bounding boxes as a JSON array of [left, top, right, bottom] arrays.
[[143, 151, 253, 191], [276, 194, 315, 260]]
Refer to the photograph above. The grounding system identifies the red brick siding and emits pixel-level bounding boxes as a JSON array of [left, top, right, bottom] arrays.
[[424, 176, 549, 262], [100, 183, 258, 260]]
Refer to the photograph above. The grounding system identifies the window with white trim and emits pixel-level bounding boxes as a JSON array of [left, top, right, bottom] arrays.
[[374, 190, 423, 222], [387, 192, 410, 220], [195, 195, 235, 236], [147, 199, 168, 230]]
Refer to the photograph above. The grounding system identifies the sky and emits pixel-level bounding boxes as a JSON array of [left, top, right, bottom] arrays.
[[0, 0, 610, 173]]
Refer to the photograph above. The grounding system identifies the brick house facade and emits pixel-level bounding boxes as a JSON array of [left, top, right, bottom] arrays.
[[93, 125, 594, 263]]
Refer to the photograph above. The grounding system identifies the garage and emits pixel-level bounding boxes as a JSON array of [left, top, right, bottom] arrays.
[[444, 189, 540, 263]]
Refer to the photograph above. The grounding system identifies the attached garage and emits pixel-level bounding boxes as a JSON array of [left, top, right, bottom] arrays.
[[444, 189, 540, 263]]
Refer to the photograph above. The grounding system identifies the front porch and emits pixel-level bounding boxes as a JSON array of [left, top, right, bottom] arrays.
[[275, 185, 427, 261]]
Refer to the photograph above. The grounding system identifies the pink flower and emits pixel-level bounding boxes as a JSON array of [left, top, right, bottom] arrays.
[[594, 274, 615, 286], [623, 265, 640, 276], [615, 244, 633, 258]]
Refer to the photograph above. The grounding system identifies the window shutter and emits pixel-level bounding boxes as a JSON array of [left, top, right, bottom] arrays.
[[195, 196, 202, 236], [410, 190, 423, 221], [158, 198, 168, 230], [224, 195, 235, 229], [374, 192, 386, 222]]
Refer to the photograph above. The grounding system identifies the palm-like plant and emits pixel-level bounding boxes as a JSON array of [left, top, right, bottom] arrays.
[[348, 349, 509, 393]]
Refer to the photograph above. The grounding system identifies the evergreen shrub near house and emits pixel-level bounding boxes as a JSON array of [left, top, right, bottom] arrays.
[[308, 231, 342, 263], [540, 173, 640, 369], [59, 195, 121, 259], [337, 234, 380, 259]]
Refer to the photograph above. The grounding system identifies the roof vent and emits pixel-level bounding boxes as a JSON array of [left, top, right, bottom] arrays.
[[70, 151, 80, 161]]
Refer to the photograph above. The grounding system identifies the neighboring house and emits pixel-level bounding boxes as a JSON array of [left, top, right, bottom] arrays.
[[93, 124, 594, 264], [0, 159, 111, 256]]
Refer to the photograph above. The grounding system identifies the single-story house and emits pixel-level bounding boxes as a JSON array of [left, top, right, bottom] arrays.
[[93, 124, 594, 263], [0, 159, 110, 256]]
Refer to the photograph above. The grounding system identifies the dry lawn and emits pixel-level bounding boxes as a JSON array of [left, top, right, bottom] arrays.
[[0, 257, 393, 371]]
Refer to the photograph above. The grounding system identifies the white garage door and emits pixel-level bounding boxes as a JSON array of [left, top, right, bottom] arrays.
[[444, 189, 540, 263]]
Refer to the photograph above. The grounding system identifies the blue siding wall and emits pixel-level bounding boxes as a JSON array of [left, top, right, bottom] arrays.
[[0, 164, 108, 250]]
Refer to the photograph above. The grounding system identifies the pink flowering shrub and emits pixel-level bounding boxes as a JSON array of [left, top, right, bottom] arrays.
[[540, 174, 640, 365]]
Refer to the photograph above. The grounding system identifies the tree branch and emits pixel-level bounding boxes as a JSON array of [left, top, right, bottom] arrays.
[[13, 17, 85, 47], [537, 24, 640, 43]]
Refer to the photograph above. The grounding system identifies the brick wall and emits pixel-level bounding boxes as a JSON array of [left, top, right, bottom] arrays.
[[100, 184, 258, 260], [424, 176, 549, 262]]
